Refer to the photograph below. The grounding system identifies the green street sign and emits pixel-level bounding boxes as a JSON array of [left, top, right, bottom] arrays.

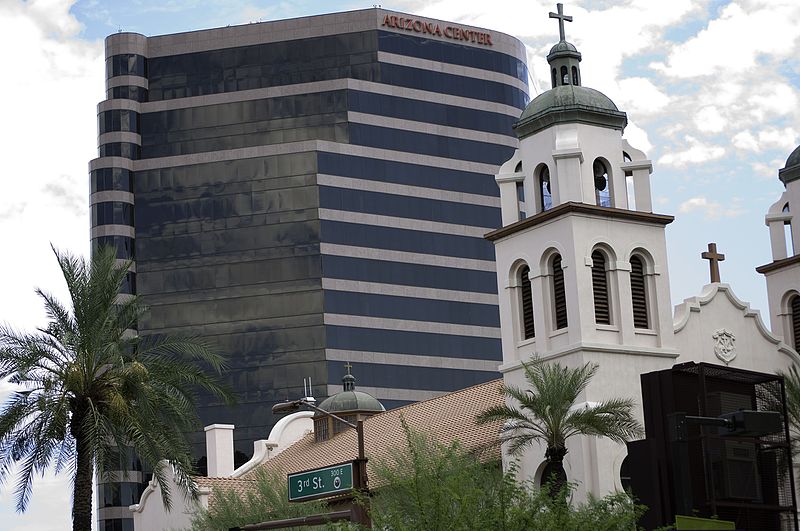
[[288, 462, 354, 502]]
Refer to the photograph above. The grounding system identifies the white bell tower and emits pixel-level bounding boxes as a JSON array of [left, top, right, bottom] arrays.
[[487, 4, 678, 501], [758, 145, 800, 350]]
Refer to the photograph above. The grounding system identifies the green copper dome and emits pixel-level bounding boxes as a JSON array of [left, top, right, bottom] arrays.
[[317, 391, 385, 414], [779, 145, 800, 185], [317, 372, 385, 414], [787, 145, 800, 169], [514, 85, 627, 139]]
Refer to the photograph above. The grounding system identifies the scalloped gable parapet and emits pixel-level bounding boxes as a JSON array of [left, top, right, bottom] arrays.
[[672, 283, 798, 361]]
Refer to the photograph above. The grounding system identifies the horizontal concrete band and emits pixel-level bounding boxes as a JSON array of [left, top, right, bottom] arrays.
[[325, 384, 447, 403], [98, 98, 140, 113], [132, 139, 502, 175], [377, 50, 528, 94], [106, 75, 149, 90], [89, 156, 134, 172], [316, 174, 500, 207], [140, 77, 524, 118], [318, 208, 494, 238], [320, 242, 497, 272], [347, 111, 518, 148], [321, 278, 498, 305], [135, 9, 525, 59], [91, 224, 135, 239], [91, 190, 135, 205], [323, 313, 501, 338], [326, 348, 500, 371], [98, 131, 140, 146]]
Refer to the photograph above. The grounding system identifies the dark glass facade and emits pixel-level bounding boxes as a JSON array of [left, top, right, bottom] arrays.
[[91, 9, 527, 528]]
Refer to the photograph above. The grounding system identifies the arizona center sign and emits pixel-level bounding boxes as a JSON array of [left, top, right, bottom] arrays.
[[381, 15, 494, 46]]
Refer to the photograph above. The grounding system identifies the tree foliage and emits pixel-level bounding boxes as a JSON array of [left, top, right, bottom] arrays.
[[777, 364, 800, 457], [0, 245, 232, 531], [190, 468, 327, 531]]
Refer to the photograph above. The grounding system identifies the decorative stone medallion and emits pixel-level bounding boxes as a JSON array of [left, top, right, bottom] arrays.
[[712, 329, 736, 365]]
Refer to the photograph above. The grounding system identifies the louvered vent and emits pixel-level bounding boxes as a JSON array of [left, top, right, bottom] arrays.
[[592, 251, 610, 325], [552, 255, 568, 329], [792, 295, 800, 349], [520, 265, 535, 339], [630, 255, 649, 329]]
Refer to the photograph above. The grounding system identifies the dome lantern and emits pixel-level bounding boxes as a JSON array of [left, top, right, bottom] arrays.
[[547, 3, 582, 89]]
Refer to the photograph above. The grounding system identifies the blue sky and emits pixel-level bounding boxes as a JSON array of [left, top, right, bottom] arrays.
[[0, 0, 798, 529]]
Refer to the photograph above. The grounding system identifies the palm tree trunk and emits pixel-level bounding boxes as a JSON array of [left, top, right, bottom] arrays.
[[544, 446, 568, 499], [71, 411, 93, 531]]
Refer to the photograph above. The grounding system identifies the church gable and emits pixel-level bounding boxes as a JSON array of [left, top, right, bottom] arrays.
[[673, 283, 799, 372]]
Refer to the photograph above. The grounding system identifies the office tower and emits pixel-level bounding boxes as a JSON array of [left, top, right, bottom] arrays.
[[90, 9, 528, 529]]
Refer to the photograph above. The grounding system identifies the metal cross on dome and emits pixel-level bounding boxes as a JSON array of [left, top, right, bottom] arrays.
[[549, 3, 573, 42], [344, 361, 353, 375], [701, 242, 725, 283]]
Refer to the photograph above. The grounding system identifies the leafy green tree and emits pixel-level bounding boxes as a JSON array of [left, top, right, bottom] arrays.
[[0, 246, 232, 531], [368, 420, 519, 531], [477, 358, 643, 490], [190, 468, 327, 531]]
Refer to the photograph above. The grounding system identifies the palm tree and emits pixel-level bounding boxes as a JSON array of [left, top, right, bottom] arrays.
[[477, 358, 643, 491], [0, 245, 233, 531], [777, 364, 800, 457]]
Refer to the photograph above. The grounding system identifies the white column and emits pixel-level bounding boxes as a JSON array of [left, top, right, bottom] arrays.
[[620, 161, 653, 213], [204, 424, 235, 477]]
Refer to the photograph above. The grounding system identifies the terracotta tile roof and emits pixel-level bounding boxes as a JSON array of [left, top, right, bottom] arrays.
[[245, 378, 504, 486], [196, 379, 504, 501], [196, 476, 255, 499]]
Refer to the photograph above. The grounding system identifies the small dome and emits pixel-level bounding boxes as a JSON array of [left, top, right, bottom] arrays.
[[548, 40, 578, 55], [514, 85, 627, 139], [786, 145, 800, 169], [779, 145, 800, 185], [318, 390, 385, 414], [317, 369, 385, 414]]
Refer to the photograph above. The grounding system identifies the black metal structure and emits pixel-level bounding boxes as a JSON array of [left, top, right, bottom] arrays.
[[627, 362, 797, 531]]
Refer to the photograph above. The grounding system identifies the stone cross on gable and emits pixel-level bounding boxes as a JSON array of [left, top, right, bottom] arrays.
[[549, 3, 573, 42], [701, 242, 725, 283]]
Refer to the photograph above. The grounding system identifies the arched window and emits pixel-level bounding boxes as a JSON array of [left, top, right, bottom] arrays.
[[551, 68, 557, 88], [593, 159, 612, 207], [791, 294, 800, 349], [630, 255, 649, 329], [519, 265, 535, 339], [539, 166, 553, 212], [551, 254, 568, 329], [784, 204, 794, 256], [561, 65, 569, 85], [571, 66, 579, 86], [591, 251, 611, 325]]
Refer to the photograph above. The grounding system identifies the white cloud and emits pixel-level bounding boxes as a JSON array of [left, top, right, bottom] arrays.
[[747, 82, 799, 121], [658, 136, 726, 167], [0, 0, 102, 332], [731, 128, 799, 153], [678, 196, 745, 219], [623, 121, 653, 154], [653, 2, 800, 78], [616, 77, 670, 115], [732, 130, 760, 151], [694, 106, 726, 134]]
